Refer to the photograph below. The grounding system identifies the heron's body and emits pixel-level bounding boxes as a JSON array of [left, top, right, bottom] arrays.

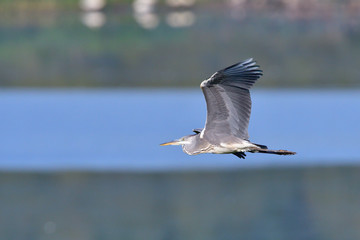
[[161, 58, 296, 159], [182, 131, 257, 155]]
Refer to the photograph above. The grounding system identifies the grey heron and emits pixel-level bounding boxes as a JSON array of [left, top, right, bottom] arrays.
[[160, 58, 296, 159]]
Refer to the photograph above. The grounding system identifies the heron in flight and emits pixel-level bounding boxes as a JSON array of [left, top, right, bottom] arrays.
[[160, 58, 296, 159]]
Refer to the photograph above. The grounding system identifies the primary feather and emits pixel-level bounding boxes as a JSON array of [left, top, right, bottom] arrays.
[[200, 58, 262, 141]]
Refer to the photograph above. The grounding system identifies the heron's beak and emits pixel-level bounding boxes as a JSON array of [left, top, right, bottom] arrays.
[[160, 139, 185, 146]]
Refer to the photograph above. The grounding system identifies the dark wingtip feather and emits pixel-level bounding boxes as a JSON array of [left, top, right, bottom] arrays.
[[222, 58, 262, 78], [223, 58, 254, 71], [209, 58, 263, 89], [204, 58, 262, 87]]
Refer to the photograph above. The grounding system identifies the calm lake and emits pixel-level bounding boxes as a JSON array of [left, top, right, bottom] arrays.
[[0, 88, 359, 171]]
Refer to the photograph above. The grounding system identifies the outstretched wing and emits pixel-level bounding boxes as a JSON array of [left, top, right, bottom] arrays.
[[200, 58, 262, 141]]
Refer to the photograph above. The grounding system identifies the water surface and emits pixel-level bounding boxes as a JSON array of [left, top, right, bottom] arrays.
[[0, 89, 359, 171]]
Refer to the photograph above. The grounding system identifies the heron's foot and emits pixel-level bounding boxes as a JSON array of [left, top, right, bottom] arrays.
[[232, 152, 246, 159]]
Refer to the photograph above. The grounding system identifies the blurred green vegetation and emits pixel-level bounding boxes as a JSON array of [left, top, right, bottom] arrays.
[[0, 0, 360, 87], [1, 167, 360, 240]]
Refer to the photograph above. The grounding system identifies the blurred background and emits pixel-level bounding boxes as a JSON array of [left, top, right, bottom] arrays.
[[1, 0, 360, 239]]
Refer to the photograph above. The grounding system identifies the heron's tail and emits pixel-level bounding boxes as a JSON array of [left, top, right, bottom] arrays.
[[254, 149, 296, 155]]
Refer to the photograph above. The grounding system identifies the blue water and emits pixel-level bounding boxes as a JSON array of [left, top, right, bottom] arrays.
[[0, 89, 359, 171]]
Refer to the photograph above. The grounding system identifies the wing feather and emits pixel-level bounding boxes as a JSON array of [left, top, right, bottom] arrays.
[[200, 58, 262, 141]]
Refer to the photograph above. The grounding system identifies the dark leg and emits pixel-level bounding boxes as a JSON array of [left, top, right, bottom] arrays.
[[232, 152, 246, 159], [250, 148, 296, 155]]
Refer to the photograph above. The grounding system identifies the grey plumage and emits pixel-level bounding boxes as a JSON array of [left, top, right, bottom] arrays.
[[201, 58, 261, 141], [161, 58, 296, 159]]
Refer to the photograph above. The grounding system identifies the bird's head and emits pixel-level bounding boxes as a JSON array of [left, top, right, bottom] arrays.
[[160, 135, 194, 146]]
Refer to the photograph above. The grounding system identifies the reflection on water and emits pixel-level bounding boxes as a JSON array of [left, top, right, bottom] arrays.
[[77, 0, 360, 29], [132, 0, 196, 29], [78, 0, 198, 30], [79, 0, 106, 11], [133, 0, 160, 29], [166, 0, 196, 7], [81, 11, 106, 28], [80, 0, 106, 28], [166, 11, 195, 27]]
